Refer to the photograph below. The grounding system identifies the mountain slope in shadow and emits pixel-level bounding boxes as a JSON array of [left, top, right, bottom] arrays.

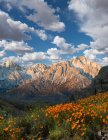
[[92, 65, 108, 94]]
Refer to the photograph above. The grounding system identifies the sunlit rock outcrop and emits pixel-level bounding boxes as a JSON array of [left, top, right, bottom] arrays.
[[2, 56, 101, 96]]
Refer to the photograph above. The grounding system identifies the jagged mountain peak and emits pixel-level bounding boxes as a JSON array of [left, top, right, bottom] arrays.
[[0, 56, 101, 95], [70, 56, 101, 78], [71, 56, 99, 66], [2, 60, 21, 70], [30, 63, 47, 69], [27, 63, 48, 76]]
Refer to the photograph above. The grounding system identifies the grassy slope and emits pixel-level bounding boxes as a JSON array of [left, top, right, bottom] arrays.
[[0, 97, 28, 116], [0, 92, 108, 140]]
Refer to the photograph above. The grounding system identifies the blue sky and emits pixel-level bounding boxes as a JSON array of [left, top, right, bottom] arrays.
[[0, 0, 108, 66]]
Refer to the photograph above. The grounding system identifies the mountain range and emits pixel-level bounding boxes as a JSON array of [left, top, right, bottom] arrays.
[[0, 56, 101, 98]]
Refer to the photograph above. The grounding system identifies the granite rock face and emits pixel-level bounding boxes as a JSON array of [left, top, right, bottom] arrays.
[[0, 56, 101, 96], [0, 60, 30, 92]]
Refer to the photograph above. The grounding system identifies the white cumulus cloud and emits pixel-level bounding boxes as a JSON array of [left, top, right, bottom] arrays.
[[22, 52, 48, 62], [47, 48, 61, 60], [69, 0, 108, 65], [0, 50, 6, 57], [0, 40, 33, 54], [0, 0, 65, 32], [52, 36, 88, 55], [0, 10, 48, 41], [52, 36, 76, 54]]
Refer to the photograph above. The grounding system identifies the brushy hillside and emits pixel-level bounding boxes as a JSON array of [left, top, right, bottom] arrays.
[[45, 92, 108, 139], [0, 92, 108, 140]]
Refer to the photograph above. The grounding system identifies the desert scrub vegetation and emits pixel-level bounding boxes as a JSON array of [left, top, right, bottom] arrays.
[[0, 92, 108, 140]]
